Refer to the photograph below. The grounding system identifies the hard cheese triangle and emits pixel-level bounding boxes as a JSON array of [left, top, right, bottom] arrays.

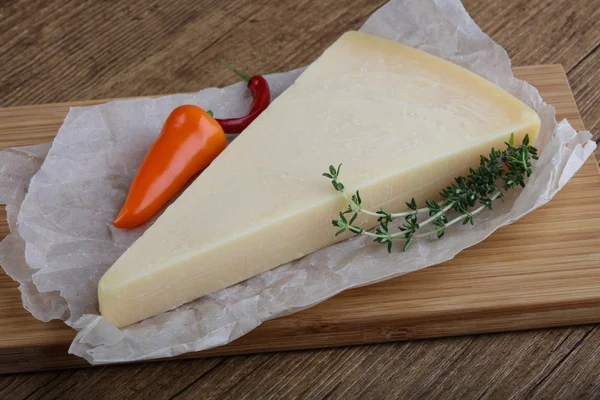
[[99, 31, 541, 327]]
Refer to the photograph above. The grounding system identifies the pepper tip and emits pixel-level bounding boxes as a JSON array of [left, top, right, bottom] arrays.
[[113, 207, 132, 229]]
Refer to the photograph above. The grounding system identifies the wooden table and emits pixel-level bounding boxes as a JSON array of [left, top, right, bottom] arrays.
[[1, 0, 599, 398]]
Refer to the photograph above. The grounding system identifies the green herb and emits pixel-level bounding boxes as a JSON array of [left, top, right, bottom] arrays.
[[325, 133, 538, 253]]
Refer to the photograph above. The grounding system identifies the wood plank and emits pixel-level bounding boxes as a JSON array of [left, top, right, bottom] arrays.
[[1, 64, 599, 375], [17, 328, 593, 399], [568, 45, 600, 144], [0, 0, 385, 108], [473, 0, 600, 72]]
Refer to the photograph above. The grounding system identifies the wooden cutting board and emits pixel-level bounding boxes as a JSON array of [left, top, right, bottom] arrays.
[[1, 64, 598, 374]]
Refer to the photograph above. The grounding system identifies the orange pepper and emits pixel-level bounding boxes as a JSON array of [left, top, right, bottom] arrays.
[[113, 105, 226, 229]]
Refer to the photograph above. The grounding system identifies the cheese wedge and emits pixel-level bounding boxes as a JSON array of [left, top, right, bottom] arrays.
[[99, 31, 541, 327]]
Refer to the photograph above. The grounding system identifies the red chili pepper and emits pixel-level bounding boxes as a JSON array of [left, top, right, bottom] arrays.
[[215, 60, 271, 134]]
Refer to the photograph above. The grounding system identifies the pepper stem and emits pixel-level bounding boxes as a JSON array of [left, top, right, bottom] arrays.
[[207, 110, 214, 117], [219, 59, 252, 82]]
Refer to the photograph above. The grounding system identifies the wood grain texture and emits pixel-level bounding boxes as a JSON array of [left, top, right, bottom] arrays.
[[1, 0, 600, 398]]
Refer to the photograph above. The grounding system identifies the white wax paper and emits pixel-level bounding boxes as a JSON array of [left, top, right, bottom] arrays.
[[0, 0, 595, 365]]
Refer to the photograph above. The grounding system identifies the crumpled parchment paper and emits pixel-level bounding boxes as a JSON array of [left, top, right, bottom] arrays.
[[0, 0, 595, 364]]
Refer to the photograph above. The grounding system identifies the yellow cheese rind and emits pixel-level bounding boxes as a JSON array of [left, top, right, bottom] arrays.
[[99, 31, 541, 328]]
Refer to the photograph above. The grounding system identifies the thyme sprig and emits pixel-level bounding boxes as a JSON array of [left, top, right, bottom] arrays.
[[324, 133, 538, 253]]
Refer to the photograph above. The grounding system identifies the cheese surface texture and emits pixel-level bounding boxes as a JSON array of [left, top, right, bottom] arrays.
[[99, 31, 541, 327]]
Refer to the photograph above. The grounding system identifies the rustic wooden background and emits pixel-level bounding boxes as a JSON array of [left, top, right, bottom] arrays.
[[1, 0, 599, 398]]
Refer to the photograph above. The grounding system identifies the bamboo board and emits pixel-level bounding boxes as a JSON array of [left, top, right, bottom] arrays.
[[1, 64, 598, 374]]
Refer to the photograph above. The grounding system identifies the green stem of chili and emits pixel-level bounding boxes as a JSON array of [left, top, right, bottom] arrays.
[[219, 59, 252, 82]]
